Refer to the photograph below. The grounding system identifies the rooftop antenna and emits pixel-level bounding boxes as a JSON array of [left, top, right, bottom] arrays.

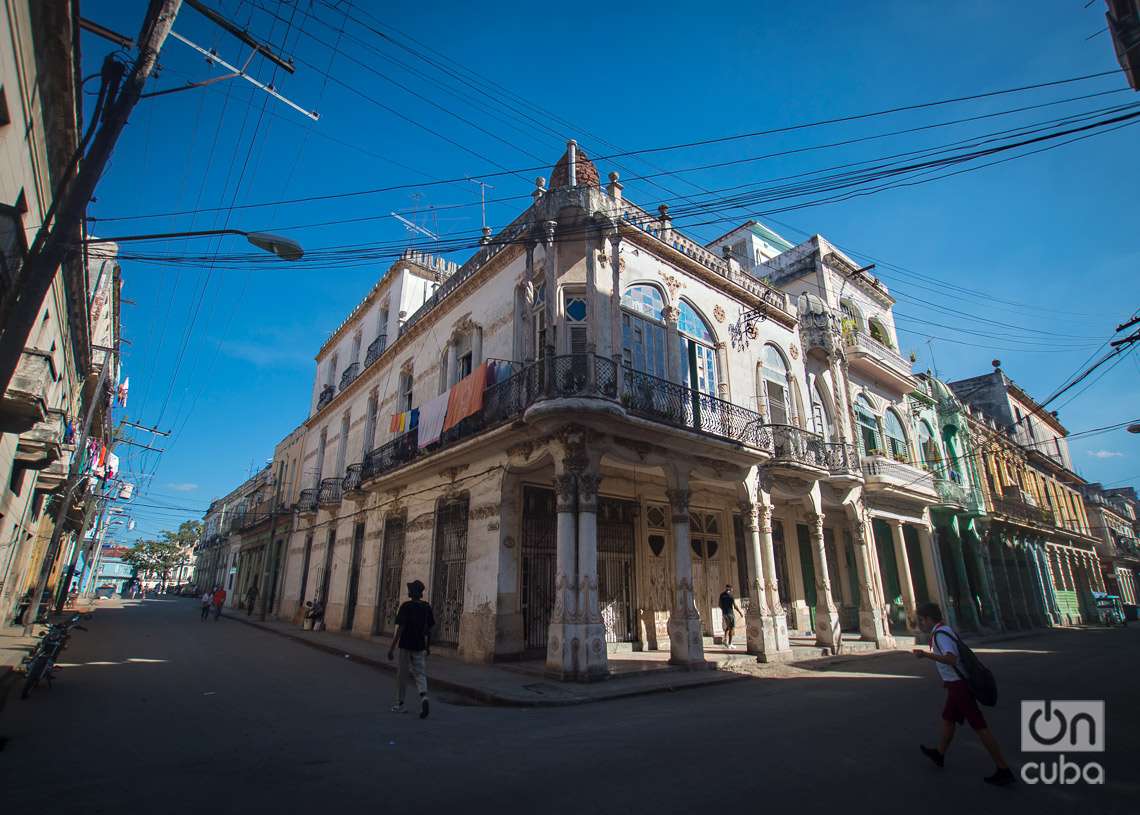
[[468, 178, 494, 232], [391, 212, 439, 241], [926, 338, 940, 378]]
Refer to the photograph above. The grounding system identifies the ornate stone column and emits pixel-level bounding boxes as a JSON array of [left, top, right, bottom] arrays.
[[742, 496, 792, 661], [806, 509, 841, 651], [665, 480, 704, 667], [606, 224, 623, 395], [545, 465, 580, 678], [663, 305, 682, 386], [848, 507, 894, 648], [1008, 537, 1034, 628], [888, 519, 918, 632], [915, 523, 952, 633], [541, 219, 558, 394], [943, 517, 982, 632], [575, 471, 608, 678], [962, 519, 1000, 630]]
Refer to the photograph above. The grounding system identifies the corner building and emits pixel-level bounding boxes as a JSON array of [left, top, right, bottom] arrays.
[[275, 144, 962, 678]]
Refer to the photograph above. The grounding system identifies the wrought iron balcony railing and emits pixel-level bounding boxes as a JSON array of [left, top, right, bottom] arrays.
[[342, 463, 363, 494], [339, 362, 361, 392], [768, 424, 828, 469], [316, 384, 335, 412], [991, 495, 1054, 527], [620, 366, 768, 448], [364, 334, 387, 368], [548, 354, 618, 399], [318, 477, 342, 506], [296, 488, 318, 513], [823, 441, 861, 477], [363, 428, 421, 481]]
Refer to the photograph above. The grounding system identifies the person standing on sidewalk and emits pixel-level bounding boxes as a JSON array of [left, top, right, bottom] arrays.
[[245, 583, 259, 617], [718, 585, 744, 649], [212, 586, 227, 621], [199, 590, 212, 622], [913, 602, 1014, 786], [387, 579, 434, 719]]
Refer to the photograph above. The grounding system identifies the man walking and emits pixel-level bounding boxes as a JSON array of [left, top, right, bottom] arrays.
[[199, 589, 212, 622], [719, 585, 744, 649], [245, 583, 259, 617], [387, 579, 434, 719], [212, 586, 227, 621], [913, 602, 1014, 786]]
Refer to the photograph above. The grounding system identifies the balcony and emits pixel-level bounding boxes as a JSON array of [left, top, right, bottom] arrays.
[[767, 424, 828, 475], [36, 457, 68, 491], [315, 384, 335, 412], [799, 322, 841, 359], [991, 495, 1054, 527], [16, 412, 64, 469], [861, 455, 937, 501], [342, 463, 364, 496], [823, 441, 862, 480], [339, 362, 361, 392], [364, 335, 387, 368], [296, 488, 318, 514], [237, 510, 271, 531], [318, 477, 342, 506], [842, 331, 917, 394], [934, 477, 985, 515], [620, 366, 768, 448], [0, 349, 55, 433]]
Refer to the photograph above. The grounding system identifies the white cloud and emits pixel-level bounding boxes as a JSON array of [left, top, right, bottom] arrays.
[[166, 482, 199, 492], [217, 339, 312, 369], [1087, 450, 1124, 459]]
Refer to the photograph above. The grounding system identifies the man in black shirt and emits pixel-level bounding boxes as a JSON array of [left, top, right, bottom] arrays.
[[388, 579, 435, 718], [719, 585, 744, 649]]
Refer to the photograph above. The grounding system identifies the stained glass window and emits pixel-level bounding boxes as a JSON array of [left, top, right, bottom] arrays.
[[621, 284, 665, 321], [678, 300, 714, 343]]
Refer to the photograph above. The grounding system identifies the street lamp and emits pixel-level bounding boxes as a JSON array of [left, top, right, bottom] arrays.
[[85, 228, 304, 261]]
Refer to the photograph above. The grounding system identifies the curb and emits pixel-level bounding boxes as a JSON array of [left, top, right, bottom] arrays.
[[222, 612, 747, 707]]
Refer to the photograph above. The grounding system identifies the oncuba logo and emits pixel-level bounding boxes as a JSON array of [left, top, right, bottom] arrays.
[[1020, 701, 1105, 785]]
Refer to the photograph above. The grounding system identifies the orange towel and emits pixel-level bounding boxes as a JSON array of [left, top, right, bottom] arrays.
[[443, 362, 488, 432]]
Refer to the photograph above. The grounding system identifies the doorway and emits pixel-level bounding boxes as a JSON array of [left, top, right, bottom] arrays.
[[431, 497, 470, 646], [343, 522, 365, 631], [521, 486, 556, 651], [597, 497, 637, 644], [374, 513, 406, 635]]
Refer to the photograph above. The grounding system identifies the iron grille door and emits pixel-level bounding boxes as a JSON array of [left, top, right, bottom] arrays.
[[521, 487, 556, 650], [319, 529, 336, 604], [343, 522, 365, 631], [597, 498, 638, 643], [432, 498, 470, 646], [375, 515, 406, 635]]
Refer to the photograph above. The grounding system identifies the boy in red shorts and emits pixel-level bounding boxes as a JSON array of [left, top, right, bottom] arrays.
[[913, 602, 1014, 786]]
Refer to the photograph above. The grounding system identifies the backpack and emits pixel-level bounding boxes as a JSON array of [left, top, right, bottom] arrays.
[[934, 628, 998, 707]]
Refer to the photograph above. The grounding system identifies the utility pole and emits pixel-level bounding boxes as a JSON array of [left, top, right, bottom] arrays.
[[0, 0, 183, 396]]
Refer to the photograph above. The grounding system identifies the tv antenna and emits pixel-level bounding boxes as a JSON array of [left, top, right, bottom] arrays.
[[468, 178, 494, 231]]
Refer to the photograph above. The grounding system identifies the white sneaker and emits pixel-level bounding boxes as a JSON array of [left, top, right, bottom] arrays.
[[390, 704, 407, 713]]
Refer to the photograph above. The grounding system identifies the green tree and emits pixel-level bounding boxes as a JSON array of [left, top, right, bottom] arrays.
[[123, 538, 189, 587]]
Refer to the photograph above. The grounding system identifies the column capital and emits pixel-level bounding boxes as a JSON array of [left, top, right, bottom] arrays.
[[577, 472, 601, 511], [553, 473, 576, 513], [666, 487, 691, 519], [541, 219, 557, 245], [806, 511, 825, 533]]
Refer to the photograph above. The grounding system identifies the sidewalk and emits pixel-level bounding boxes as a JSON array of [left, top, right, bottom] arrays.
[[223, 612, 747, 706]]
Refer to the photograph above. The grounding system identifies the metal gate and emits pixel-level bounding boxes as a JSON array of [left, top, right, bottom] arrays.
[[597, 498, 637, 643], [431, 498, 470, 646], [374, 514, 406, 635], [521, 487, 556, 650], [343, 522, 365, 631]]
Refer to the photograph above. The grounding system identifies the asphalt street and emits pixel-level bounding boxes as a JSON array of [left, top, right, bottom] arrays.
[[1, 598, 1135, 814]]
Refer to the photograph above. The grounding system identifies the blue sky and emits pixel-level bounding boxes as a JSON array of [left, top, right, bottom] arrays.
[[78, 0, 1140, 543]]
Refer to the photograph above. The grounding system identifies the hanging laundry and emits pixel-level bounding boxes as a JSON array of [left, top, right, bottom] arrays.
[[127, 518, 136, 531], [105, 453, 119, 480], [443, 362, 489, 432], [98, 444, 107, 467], [417, 391, 451, 449], [63, 421, 75, 445], [117, 377, 130, 407], [389, 408, 419, 434]]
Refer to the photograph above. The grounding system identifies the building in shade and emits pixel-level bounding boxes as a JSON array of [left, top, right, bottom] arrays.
[[1082, 484, 1139, 610]]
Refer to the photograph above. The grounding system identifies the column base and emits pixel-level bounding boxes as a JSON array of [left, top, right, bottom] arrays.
[[814, 606, 842, 651], [746, 609, 793, 662], [858, 608, 895, 649], [545, 621, 609, 681], [667, 612, 705, 667]]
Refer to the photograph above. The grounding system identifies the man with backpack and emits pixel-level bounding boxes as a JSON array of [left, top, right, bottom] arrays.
[[913, 602, 1015, 786]]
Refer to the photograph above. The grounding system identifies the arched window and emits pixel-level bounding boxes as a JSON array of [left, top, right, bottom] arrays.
[[678, 300, 717, 396], [918, 420, 940, 472], [839, 299, 861, 337], [811, 381, 833, 441], [855, 395, 881, 455], [759, 344, 792, 425], [868, 318, 892, 348], [883, 409, 909, 462], [621, 284, 668, 379]]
